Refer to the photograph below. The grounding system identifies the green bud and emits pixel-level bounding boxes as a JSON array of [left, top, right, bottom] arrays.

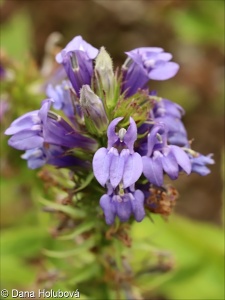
[[95, 47, 115, 101], [80, 85, 108, 135]]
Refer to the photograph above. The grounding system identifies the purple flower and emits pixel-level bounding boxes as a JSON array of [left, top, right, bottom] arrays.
[[122, 47, 179, 96], [93, 117, 143, 189], [46, 80, 74, 117], [100, 184, 145, 224], [21, 145, 90, 170], [46, 80, 83, 123], [152, 99, 188, 146], [122, 56, 149, 97], [153, 98, 184, 119], [56, 35, 98, 64], [62, 51, 93, 96], [142, 124, 191, 186], [55, 36, 98, 96], [152, 98, 188, 146], [5, 99, 96, 151], [189, 153, 214, 176]]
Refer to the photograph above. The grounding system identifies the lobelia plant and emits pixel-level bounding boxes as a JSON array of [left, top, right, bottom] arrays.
[[5, 35, 214, 297]]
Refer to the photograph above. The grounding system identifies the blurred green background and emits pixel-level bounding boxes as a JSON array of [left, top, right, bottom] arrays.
[[0, 0, 224, 299]]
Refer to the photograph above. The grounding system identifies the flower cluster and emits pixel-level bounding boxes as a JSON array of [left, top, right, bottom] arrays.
[[5, 35, 214, 224]]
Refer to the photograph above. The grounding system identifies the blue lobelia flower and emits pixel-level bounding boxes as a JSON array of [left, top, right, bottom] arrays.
[[152, 98, 188, 146], [55, 36, 99, 96], [100, 183, 145, 225], [21, 145, 90, 170], [142, 124, 191, 186], [46, 80, 83, 127], [122, 47, 179, 96], [5, 99, 97, 168], [5, 99, 96, 150], [56, 35, 98, 64], [92, 117, 143, 189], [46, 80, 75, 118]]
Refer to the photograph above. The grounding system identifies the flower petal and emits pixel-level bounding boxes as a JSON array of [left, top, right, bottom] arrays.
[[109, 149, 125, 188], [122, 60, 149, 97], [114, 195, 132, 222], [8, 130, 43, 150], [142, 156, 163, 186], [39, 99, 52, 121], [131, 190, 145, 222], [100, 194, 116, 225], [62, 51, 93, 96], [123, 152, 143, 188], [123, 117, 137, 153], [93, 147, 112, 186], [156, 52, 173, 61], [149, 62, 179, 80], [56, 35, 98, 63], [147, 124, 165, 156], [191, 164, 211, 176], [168, 132, 188, 147], [161, 151, 179, 180], [170, 145, 191, 174], [4, 111, 40, 135], [155, 116, 187, 136], [107, 117, 123, 149]]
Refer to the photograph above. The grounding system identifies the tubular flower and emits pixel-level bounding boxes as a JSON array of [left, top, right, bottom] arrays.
[[93, 117, 143, 189], [21, 145, 90, 170], [5, 99, 96, 151], [152, 98, 188, 146], [56, 36, 98, 96], [100, 184, 145, 225], [122, 47, 179, 96], [56, 35, 98, 64], [142, 124, 191, 186], [5, 99, 97, 168], [46, 80, 76, 118]]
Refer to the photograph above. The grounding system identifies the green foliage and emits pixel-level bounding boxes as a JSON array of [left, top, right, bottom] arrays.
[[131, 215, 224, 300]]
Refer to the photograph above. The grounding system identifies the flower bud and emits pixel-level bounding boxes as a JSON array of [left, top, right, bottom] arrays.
[[95, 47, 115, 100], [80, 85, 108, 134]]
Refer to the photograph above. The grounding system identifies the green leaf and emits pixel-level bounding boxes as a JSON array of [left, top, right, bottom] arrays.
[[68, 263, 101, 285], [39, 198, 86, 219], [74, 173, 94, 193], [43, 238, 95, 258], [58, 220, 95, 240]]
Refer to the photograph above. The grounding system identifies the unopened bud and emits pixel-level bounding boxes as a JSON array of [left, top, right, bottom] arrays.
[[95, 47, 114, 99], [80, 85, 108, 134]]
